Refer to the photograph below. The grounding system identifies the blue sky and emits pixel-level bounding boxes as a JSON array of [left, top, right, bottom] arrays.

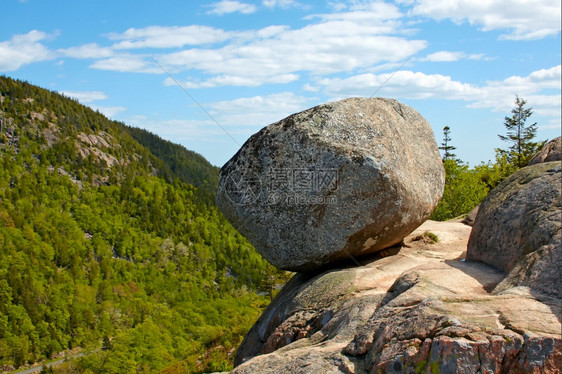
[[1, 0, 560, 167]]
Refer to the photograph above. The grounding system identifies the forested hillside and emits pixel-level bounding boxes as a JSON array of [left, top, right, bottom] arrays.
[[0, 76, 286, 373], [123, 126, 220, 199]]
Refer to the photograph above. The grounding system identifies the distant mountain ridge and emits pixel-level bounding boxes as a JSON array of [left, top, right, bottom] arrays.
[[0, 75, 218, 195]]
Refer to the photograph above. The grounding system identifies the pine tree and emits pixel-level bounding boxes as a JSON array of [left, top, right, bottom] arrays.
[[498, 96, 541, 168], [439, 126, 456, 161], [102, 335, 112, 351]]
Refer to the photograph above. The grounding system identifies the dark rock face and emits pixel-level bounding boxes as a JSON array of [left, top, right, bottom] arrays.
[[217, 98, 444, 271], [467, 161, 562, 299], [529, 137, 562, 165]]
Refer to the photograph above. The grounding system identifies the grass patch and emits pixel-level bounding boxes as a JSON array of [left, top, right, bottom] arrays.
[[412, 231, 439, 244]]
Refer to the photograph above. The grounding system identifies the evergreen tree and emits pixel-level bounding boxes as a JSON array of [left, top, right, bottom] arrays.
[[102, 335, 112, 351], [430, 159, 489, 221], [498, 96, 541, 168], [439, 126, 456, 161]]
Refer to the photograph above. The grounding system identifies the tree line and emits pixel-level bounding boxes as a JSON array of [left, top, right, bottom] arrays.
[[431, 95, 546, 221]]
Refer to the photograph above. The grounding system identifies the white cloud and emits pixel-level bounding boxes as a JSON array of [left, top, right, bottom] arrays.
[[206, 92, 315, 127], [421, 51, 465, 62], [0, 30, 54, 71], [122, 93, 315, 146], [310, 1, 403, 24], [419, 51, 490, 62], [469, 65, 562, 114], [318, 65, 561, 119], [59, 43, 114, 59], [92, 105, 127, 118], [126, 116, 229, 144], [108, 25, 231, 49], [154, 5, 425, 87], [467, 54, 488, 61], [158, 31, 425, 83], [408, 0, 561, 40], [167, 73, 300, 88], [302, 83, 319, 92], [256, 25, 289, 38], [543, 117, 562, 130], [59, 90, 108, 103], [90, 54, 161, 73], [207, 0, 257, 15], [328, 1, 348, 12], [57, 90, 127, 119], [126, 115, 148, 126], [319, 70, 479, 99], [83, 4, 425, 87], [262, 0, 299, 8]]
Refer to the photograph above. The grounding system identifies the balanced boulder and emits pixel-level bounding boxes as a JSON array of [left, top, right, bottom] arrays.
[[217, 98, 444, 271], [467, 161, 561, 298]]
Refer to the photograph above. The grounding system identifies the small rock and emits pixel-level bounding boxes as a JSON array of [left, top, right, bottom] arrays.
[[529, 137, 561, 165]]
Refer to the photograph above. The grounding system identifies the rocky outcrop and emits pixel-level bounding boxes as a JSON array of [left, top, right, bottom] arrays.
[[218, 100, 560, 373], [76, 131, 119, 167], [228, 221, 562, 373], [217, 98, 444, 271], [467, 161, 561, 299], [529, 137, 561, 165]]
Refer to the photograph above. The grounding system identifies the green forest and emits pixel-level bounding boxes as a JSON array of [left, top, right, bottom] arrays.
[[0, 76, 289, 373], [0, 76, 545, 373]]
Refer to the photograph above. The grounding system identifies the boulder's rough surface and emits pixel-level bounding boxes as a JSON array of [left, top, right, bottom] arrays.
[[467, 161, 561, 299], [529, 137, 562, 165], [228, 221, 562, 373], [217, 98, 444, 271]]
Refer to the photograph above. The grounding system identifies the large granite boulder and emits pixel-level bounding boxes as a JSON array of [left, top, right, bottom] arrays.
[[227, 221, 561, 373], [529, 137, 561, 165], [467, 161, 561, 299], [217, 98, 444, 271]]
